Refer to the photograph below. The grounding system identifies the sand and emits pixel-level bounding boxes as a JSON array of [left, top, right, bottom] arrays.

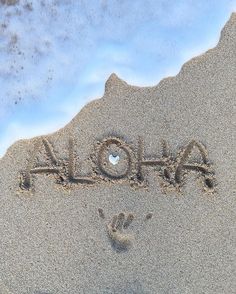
[[0, 13, 235, 294]]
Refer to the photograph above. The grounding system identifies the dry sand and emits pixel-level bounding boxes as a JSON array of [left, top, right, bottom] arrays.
[[0, 13, 235, 294]]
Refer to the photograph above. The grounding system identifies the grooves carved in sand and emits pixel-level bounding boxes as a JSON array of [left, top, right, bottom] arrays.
[[19, 136, 215, 193]]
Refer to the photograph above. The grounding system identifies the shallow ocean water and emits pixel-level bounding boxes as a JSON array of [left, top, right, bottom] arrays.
[[0, 1, 235, 157]]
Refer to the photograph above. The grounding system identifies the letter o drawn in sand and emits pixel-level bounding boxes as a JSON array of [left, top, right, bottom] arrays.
[[97, 138, 133, 180]]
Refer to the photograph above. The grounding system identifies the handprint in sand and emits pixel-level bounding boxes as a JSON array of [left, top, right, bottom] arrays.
[[107, 212, 135, 248], [98, 209, 135, 251]]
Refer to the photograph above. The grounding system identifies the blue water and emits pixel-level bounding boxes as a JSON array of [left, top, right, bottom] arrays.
[[0, 1, 234, 156]]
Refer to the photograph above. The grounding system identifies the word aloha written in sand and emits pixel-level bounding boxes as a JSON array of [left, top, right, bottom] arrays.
[[19, 136, 215, 192]]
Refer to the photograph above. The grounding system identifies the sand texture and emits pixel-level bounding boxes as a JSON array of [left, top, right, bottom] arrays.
[[0, 13, 236, 294]]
